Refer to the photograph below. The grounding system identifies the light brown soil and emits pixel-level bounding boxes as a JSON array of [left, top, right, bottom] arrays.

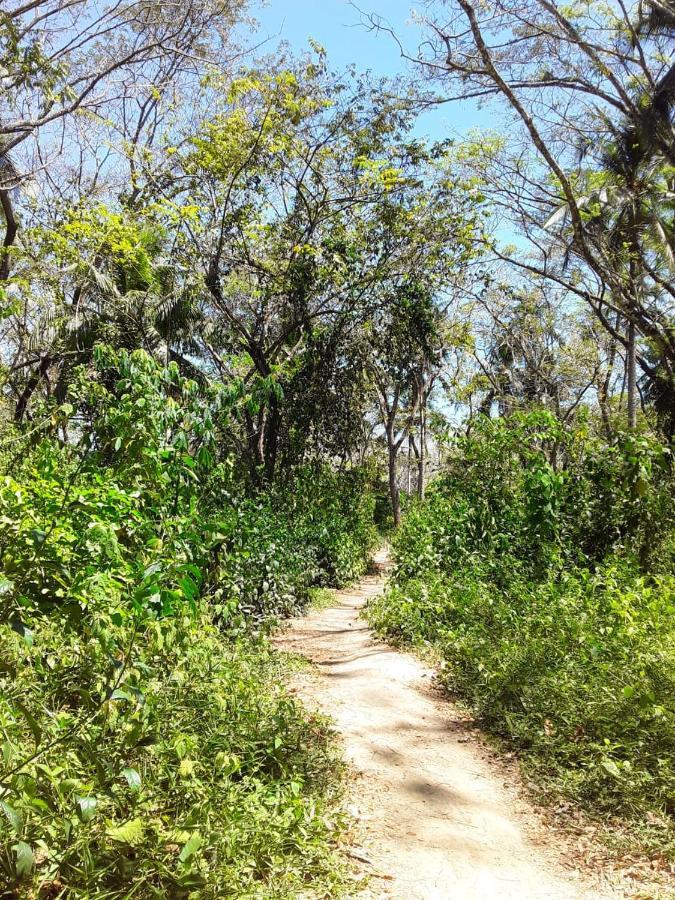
[[274, 549, 628, 899]]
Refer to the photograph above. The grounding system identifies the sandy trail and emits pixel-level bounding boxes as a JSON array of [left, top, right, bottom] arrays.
[[274, 549, 622, 900]]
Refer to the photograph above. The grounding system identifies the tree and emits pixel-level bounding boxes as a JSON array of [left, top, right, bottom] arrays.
[[368, 282, 441, 523], [388, 0, 675, 433], [463, 276, 612, 430], [367, 273, 476, 524], [0, 0, 247, 281], [152, 60, 476, 483]]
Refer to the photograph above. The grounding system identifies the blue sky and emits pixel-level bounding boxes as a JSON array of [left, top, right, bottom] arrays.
[[245, 0, 499, 144]]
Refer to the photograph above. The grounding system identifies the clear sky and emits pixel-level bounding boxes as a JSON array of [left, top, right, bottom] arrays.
[[244, 0, 499, 144]]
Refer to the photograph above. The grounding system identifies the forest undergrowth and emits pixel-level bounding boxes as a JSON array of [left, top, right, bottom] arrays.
[[0, 348, 376, 897], [368, 411, 675, 863]]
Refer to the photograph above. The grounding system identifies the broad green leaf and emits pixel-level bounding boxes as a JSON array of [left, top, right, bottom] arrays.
[[106, 818, 145, 846], [110, 688, 133, 702], [13, 841, 34, 877], [76, 796, 98, 823], [0, 800, 23, 834], [178, 832, 202, 863], [122, 767, 142, 792]]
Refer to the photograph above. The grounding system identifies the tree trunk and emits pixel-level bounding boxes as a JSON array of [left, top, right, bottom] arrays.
[[626, 227, 641, 430], [14, 355, 51, 422], [599, 312, 620, 439], [417, 405, 426, 501], [263, 394, 281, 482], [406, 436, 412, 496], [0, 188, 17, 281], [387, 433, 401, 528], [627, 318, 637, 429]]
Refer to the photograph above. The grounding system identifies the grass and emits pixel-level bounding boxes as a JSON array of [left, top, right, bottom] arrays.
[[308, 587, 339, 611]]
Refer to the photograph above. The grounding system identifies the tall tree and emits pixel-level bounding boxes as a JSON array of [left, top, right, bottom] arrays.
[[389, 0, 675, 432], [151, 61, 480, 482], [0, 0, 247, 281]]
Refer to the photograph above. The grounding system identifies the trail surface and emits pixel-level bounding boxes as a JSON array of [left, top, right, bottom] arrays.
[[275, 549, 622, 900]]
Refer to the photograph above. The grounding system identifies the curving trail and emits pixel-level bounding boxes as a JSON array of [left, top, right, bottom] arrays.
[[274, 549, 621, 900]]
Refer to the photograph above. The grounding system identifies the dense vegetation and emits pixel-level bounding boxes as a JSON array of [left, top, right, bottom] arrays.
[[1, 0, 674, 893], [0, 348, 375, 895], [369, 412, 675, 849]]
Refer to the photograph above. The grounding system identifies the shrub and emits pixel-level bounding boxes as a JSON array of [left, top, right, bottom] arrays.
[[369, 410, 675, 840], [0, 346, 376, 896], [0, 610, 346, 896]]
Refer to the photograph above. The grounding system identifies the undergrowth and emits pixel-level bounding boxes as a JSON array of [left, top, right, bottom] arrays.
[[0, 347, 376, 896], [1, 614, 347, 898], [368, 411, 675, 858]]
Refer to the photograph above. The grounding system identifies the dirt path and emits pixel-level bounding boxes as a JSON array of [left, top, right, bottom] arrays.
[[275, 549, 624, 899]]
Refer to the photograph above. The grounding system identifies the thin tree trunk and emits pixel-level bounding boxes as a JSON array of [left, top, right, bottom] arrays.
[[627, 318, 637, 429], [14, 355, 51, 422], [0, 188, 18, 281], [263, 394, 281, 482], [599, 311, 621, 439], [387, 431, 401, 528], [406, 435, 412, 496], [417, 404, 426, 501], [626, 226, 641, 430]]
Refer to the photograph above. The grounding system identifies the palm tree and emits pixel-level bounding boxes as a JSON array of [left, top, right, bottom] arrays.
[[542, 0, 675, 430], [544, 139, 674, 429]]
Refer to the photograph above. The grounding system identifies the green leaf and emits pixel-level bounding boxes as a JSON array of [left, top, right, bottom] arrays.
[[178, 758, 195, 777], [76, 795, 98, 823], [106, 818, 145, 846], [175, 872, 207, 889], [178, 575, 198, 602], [0, 800, 23, 834], [13, 841, 34, 878], [9, 619, 34, 647], [122, 767, 142, 792], [179, 832, 202, 863], [110, 688, 133, 702], [600, 758, 622, 780]]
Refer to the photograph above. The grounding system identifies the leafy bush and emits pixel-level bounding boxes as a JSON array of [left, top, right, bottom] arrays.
[[371, 563, 675, 814], [214, 466, 377, 626], [0, 348, 376, 628], [0, 346, 376, 896], [369, 411, 675, 840], [0, 611, 346, 897]]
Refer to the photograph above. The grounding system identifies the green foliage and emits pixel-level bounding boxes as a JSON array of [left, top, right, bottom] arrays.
[[0, 345, 375, 896], [286, 465, 378, 588], [0, 612, 346, 897], [0, 348, 375, 625], [207, 467, 376, 627], [369, 411, 675, 844]]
